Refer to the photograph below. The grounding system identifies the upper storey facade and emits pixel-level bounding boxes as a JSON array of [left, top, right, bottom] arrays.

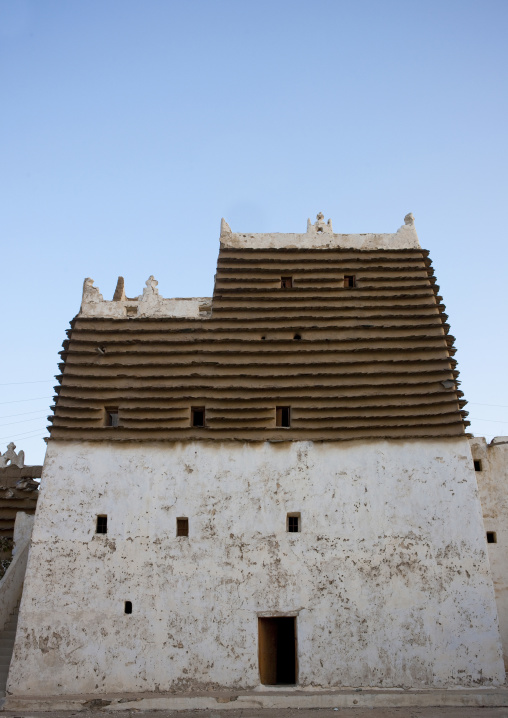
[[49, 214, 469, 442]]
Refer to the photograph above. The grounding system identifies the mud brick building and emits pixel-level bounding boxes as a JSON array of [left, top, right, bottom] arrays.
[[6, 213, 505, 697], [0, 444, 40, 544]]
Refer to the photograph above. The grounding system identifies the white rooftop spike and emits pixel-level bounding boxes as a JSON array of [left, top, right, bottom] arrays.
[[220, 218, 232, 236]]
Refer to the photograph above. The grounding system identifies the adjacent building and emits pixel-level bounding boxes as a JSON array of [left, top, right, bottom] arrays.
[[471, 436, 508, 669], [0, 444, 40, 553]]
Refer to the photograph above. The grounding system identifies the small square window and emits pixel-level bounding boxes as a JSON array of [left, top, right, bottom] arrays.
[[125, 601, 132, 614], [474, 459, 482, 472], [105, 409, 119, 427], [276, 406, 291, 428], [96, 515, 107, 534], [177, 517, 189, 537], [287, 513, 300, 532], [191, 407, 205, 427], [281, 276, 293, 289], [344, 275, 356, 288], [487, 532, 497, 544]]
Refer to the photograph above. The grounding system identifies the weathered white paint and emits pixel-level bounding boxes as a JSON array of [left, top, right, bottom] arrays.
[[0, 513, 35, 631], [220, 213, 421, 251], [12, 512, 34, 557], [0, 442, 25, 468], [7, 437, 504, 696], [470, 436, 508, 668], [80, 276, 211, 319], [0, 541, 30, 633]]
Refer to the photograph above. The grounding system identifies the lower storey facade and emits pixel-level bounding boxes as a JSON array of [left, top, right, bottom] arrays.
[[7, 438, 505, 695]]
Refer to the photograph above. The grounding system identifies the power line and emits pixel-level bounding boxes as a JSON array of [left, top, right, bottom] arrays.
[[469, 402, 508, 409], [0, 429, 48, 443], [0, 428, 48, 439], [0, 416, 48, 429], [0, 397, 51, 406], [0, 410, 49, 420], [0, 380, 53, 387]]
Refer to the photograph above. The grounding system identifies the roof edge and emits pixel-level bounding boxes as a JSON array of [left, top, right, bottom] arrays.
[[79, 275, 212, 319], [220, 213, 421, 251]]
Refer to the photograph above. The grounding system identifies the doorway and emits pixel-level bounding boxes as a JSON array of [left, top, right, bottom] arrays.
[[258, 616, 297, 685]]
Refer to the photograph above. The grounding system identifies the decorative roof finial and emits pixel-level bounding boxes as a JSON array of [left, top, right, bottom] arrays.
[[0, 443, 25, 469], [143, 276, 159, 296], [307, 212, 333, 235], [404, 213, 415, 225]]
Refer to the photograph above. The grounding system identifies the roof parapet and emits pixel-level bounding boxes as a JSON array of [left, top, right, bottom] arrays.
[[491, 437, 508, 446], [80, 276, 211, 319], [220, 213, 421, 250]]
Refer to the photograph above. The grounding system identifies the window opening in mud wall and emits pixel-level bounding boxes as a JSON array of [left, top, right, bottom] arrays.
[[177, 517, 189, 537], [258, 617, 297, 685], [474, 459, 482, 472], [287, 513, 300, 532], [276, 406, 291, 428], [343, 275, 356, 288], [96, 515, 108, 534], [191, 407, 205, 427], [487, 531, 497, 544], [105, 409, 119, 427], [281, 276, 293, 289], [125, 601, 132, 614]]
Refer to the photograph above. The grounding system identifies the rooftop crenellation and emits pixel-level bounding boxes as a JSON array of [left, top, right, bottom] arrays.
[[80, 275, 212, 319], [220, 213, 420, 250], [80, 214, 420, 319]]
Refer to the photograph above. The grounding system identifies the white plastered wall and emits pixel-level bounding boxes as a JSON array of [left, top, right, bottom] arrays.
[[470, 436, 508, 668], [7, 438, 504, 696]]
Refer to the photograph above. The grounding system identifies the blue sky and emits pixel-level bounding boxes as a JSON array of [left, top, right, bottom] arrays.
[[1, 0, 507, 464]]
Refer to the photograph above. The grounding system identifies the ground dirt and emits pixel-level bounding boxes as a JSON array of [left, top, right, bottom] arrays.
[[2, 709, 508, 718]]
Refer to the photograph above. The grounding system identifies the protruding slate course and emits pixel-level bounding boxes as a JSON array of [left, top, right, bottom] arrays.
[[48, 214, 468, 443]]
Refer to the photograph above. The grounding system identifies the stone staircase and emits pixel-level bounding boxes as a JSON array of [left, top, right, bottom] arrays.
[[0, 602, 19, 697]]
